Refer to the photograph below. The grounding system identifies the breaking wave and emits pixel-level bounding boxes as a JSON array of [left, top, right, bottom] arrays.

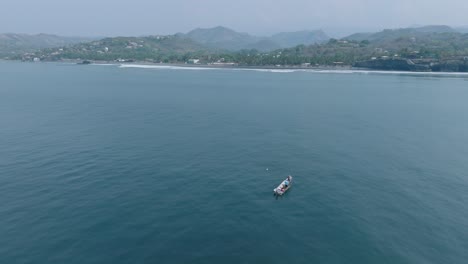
[[116, 63, 468, 77]]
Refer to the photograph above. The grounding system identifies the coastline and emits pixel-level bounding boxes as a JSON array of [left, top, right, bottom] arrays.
[[6, 58, 468, 76], [69, 59, 354, 71], [107, 61, 468, 77]]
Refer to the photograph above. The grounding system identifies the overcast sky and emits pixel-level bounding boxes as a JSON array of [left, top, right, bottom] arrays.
[[1, 0, 467, 37]]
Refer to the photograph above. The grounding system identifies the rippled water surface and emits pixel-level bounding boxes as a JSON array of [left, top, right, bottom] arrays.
[[1, 62, 468, 264]]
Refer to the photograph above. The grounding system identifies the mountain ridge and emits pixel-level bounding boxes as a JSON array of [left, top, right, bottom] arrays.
[[343, 25, 458, 42], [0, 33, 95, 56], [177, 26, 329, 51], [271, 30, 329, 48], [6, 25, 468, 72]]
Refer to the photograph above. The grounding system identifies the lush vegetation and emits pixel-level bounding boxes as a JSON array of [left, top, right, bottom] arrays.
[[22, 35, 215, 63], [9, 26, 468, 72]]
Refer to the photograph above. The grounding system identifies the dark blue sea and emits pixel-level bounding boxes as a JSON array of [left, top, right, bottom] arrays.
[[1, 61, 468, 264]]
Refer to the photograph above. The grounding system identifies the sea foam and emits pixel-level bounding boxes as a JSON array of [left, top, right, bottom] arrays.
[[117, 63, 468, 77]]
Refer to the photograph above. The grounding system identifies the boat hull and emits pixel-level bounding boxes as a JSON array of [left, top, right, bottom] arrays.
[[273, 176, 293, 196]]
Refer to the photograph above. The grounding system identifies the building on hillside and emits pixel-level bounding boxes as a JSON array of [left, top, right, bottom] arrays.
[[188, 59, 200, 64]]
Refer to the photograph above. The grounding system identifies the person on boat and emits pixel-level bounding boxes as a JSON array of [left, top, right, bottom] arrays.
[[283, 179, 290, 188]]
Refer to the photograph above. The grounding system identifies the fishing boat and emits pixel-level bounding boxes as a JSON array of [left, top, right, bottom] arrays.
[[273, 175, 293, 196]]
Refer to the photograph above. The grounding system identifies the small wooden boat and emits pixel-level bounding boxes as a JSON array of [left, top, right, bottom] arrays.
[[273, 175, 293, 196]]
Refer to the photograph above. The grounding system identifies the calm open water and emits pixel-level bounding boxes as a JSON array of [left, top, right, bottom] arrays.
[[1, 61, 468, 264]]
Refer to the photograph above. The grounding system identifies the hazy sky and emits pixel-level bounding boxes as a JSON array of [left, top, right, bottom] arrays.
[[2, 0, 467, 37]]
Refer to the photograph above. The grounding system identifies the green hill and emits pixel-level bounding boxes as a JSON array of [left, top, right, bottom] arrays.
[[342, 26, 468, 57], [344, 25, 457, 42], [233, 26, 468, 71], [0, 33, 94, 57], [455, 27, 468, 34], [31, 35, 213, 62]]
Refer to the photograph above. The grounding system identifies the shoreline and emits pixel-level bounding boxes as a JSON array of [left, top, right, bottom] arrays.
[[5, 59, 468, 76], [104, 61, 468, 76], [70, 59, 354, 71]]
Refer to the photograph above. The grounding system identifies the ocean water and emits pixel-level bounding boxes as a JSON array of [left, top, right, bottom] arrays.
[[1, 61, 468, 264]]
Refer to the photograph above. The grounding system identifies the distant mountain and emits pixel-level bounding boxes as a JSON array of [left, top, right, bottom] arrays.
[[344, 25, 457, 42], [244, 39, 281, 52], [455, 27, 468, 34], [178, 26, 329, 51], [0, 33, 94, 56], [410, 25, 456, 33], [180, 26, 261, 51], [270, 30, 329, 47]]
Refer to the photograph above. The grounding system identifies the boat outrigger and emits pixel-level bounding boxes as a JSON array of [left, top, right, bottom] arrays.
[[273, 175, 293, 196]]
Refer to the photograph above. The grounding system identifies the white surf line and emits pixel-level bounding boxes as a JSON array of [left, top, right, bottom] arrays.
[[118, 63, 468, 77]]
